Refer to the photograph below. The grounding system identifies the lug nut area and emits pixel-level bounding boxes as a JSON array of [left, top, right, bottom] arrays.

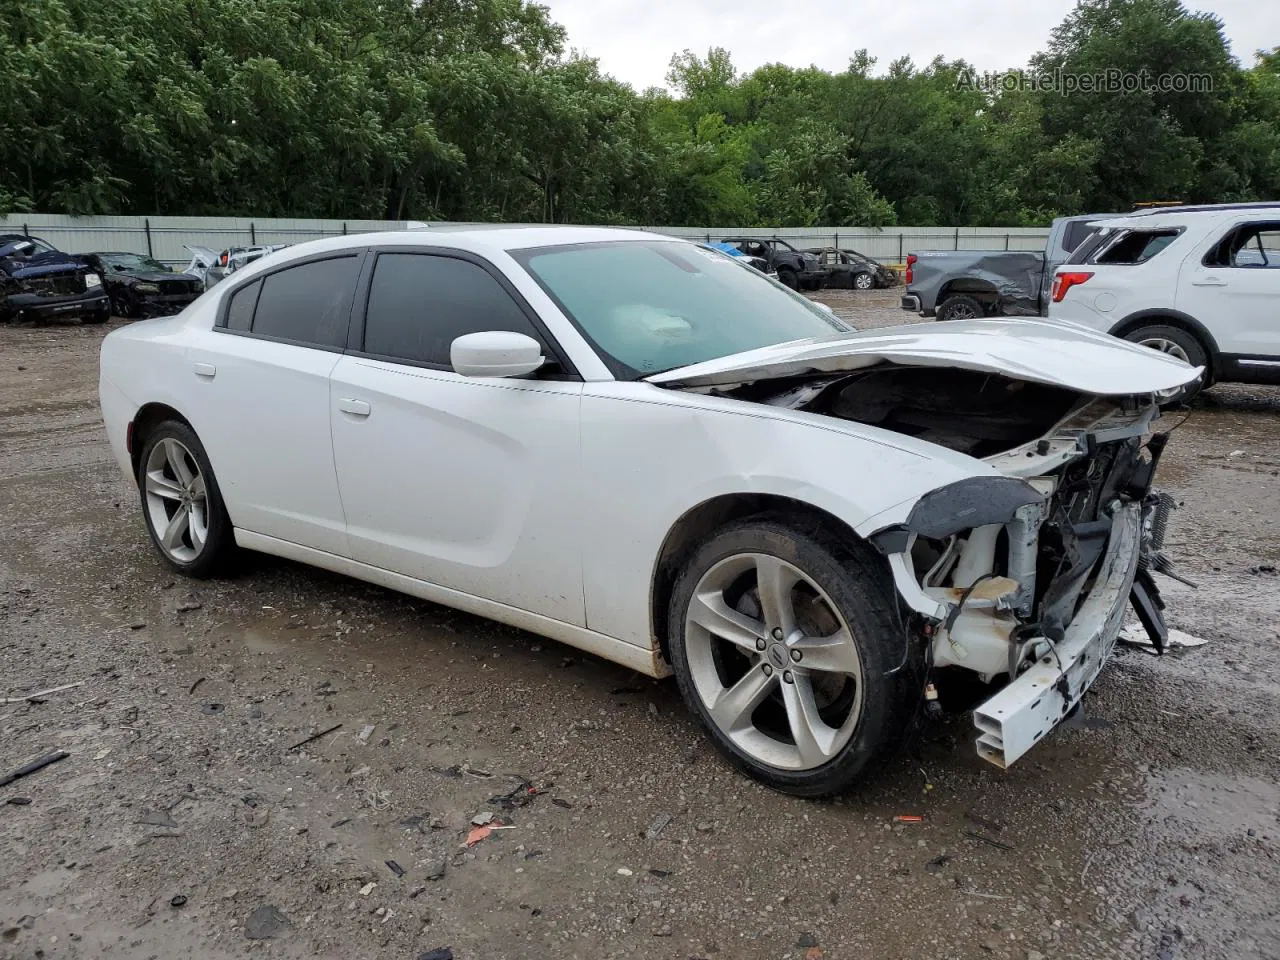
[[783, 670, 794, 684]]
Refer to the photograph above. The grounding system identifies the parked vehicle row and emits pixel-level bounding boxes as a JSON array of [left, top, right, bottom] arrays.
[[902, 201, 1280, 403], [100, 227, 1195, 795]]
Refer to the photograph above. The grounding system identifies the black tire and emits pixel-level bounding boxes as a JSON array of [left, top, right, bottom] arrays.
[[110, 289, 139, 319], [935, 294, 985, 322], [777, 268, 799, 290], [667, 518, 916, 797], [853, 272, 875, 291], [1121, 324, 1208, 405], [136, 420, 234, 578]]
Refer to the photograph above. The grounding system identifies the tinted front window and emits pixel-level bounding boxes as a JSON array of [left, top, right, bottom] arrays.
[[363, 253, 544, 367], [514, 240, 846, 378], [225, 279, 260, 331], [251, 256, 359, 347]]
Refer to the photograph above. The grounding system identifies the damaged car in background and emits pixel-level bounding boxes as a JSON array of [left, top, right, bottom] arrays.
[[807, 246, 900, 290], [81, 252, 204, 318], [183, 243, 288, 288], [1, 234, 110, 324], [902, 213, 1120, 322], [99, 229, 1199, 796]]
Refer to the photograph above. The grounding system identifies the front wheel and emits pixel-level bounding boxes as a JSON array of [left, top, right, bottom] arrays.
[[137, 421, 234, 577], [777, 268, 799, 290], [1122, 324, 1207, 405], [853, 272, 874, 291], [667, 519, 914, 797]]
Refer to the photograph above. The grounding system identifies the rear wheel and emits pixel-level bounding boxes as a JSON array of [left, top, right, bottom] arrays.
[[1122, 323, 1207, 405], [935, 294, 984, 322], [137, 421, 234, 577], [668, 519, 914, 797]]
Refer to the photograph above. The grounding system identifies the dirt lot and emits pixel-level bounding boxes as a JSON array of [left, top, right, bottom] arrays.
[[2, 291, 1279, 960]]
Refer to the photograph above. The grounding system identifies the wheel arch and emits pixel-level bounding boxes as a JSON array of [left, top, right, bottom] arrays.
[[649, 493, 866, 664], [130, 402, 193, 480], [937, 278, 1000, 303], [1108, 309, 1221, 380]]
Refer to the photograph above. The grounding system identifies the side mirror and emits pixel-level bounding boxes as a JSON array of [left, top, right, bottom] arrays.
[[450, 331, 545, 378]]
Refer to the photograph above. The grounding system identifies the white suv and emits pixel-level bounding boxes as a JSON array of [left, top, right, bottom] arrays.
[[1048, 203, 1280, 402]]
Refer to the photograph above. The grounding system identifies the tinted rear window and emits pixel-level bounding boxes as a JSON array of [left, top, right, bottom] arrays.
[[251, 256, 360, 347], [1061, 220, 1101, 253], [225, 280, 260, 331]]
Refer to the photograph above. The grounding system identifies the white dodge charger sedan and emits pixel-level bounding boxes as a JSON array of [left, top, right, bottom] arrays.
[[99, 227, 1199, 796]]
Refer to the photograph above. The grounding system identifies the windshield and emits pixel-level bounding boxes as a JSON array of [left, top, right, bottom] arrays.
[[102, 253, 171, 273], [513, 240, 848, 378], [1, 237, 58, 258]]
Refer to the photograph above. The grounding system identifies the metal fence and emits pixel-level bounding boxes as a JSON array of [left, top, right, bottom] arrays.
[[645, 226, 1051, 262], [0, 214, 1051, 266], [0, 215, 413, 266]]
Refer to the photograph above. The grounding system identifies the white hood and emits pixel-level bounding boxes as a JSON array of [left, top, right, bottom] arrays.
[[646, 318, 1202, 395]]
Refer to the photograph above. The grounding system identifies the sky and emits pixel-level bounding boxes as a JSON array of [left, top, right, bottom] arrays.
[[539, 0, 1280, 90]]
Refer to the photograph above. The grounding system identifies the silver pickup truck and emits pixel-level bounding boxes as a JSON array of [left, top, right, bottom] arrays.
[[902, 214, 1120, 322]]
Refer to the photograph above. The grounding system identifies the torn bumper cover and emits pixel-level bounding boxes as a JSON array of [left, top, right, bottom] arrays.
[[869, 440, 1172, 770], [972, 501, 1140, 768]]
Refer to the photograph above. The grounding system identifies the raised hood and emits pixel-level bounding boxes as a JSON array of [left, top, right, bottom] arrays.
[[646, 318, 1201, 396]]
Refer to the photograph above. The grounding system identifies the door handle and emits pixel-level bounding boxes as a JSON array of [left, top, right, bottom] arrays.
[[1192, 277, 1227, 287], [338, 398, 371, 417], [193, 362, 216, 378]]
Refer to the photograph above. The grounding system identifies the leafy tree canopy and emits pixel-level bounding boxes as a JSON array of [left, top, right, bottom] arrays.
[[0, 0, 1275, 226]]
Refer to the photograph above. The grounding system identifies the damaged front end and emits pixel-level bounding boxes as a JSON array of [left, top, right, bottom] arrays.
[[650, 319, 1200, 768], [858, 385, 1180, 768]]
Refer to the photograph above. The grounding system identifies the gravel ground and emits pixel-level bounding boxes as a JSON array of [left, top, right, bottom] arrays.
[[2, 293, 1279, 960]]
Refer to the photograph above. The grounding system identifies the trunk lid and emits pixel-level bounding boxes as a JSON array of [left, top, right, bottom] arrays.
[[646, 318, 1201, 396]]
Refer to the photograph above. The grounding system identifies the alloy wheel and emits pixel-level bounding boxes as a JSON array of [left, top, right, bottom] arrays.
[[684, 553, 865, 771], [143, 438, 209, 563], [855, 273, 874, 290]]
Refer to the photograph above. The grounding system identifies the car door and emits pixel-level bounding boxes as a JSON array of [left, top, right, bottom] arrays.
[[1180, 220, 1280, 357], [328, 248, 587, 625], [185, 250, 363, 557]]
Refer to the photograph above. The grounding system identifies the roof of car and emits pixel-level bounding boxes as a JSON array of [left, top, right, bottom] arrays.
[[1098, 203, 1280, 231], [253, 225, 678, 262]]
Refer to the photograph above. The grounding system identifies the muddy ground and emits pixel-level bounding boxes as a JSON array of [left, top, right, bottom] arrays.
[[1, 290, 1278, 960]]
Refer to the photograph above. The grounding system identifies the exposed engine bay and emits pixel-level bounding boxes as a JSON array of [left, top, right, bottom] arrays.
[[697, 362, 1182, 768]]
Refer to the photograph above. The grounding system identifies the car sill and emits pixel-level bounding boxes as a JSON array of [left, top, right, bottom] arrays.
[[233, 530, 672, 679]]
